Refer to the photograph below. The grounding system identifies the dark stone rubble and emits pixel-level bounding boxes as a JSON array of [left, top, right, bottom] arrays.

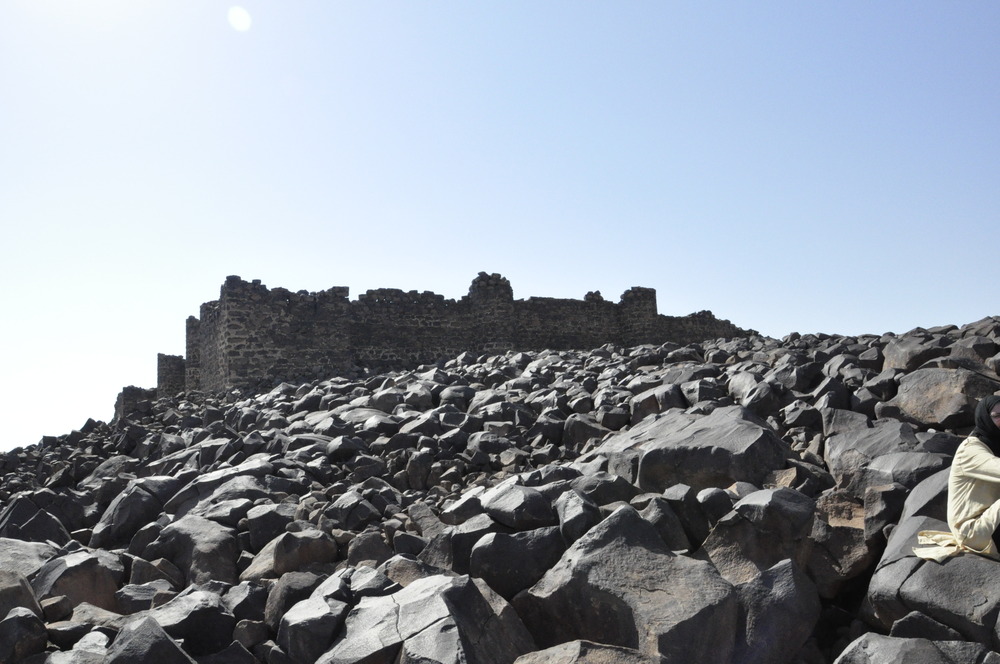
[[3, 317, 1000, 663]]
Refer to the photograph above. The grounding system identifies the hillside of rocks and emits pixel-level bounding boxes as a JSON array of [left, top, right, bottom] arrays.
[[4, 318, 1000, 663]]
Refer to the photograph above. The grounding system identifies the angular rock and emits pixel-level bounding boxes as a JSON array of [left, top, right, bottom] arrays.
[[265, 571, 327, 633], [554, 489, 602, 544], [596, 406, 787, 492], [513, 506, 736, 663], [0, 570, 42, 620], [822, 409, 921, 487], [883, 336, 950, 372], [143, 515, 239, 585], [638, 496, 691, 553], [105, 615, 196, 664], [277, 596, 348, 664], [701, 488, 815, 585], [240, 529, 338, 582], [480, 481, 558, 530], [0, 496, 71, 545], [31, 550, 125, 613], [832, 633, 1000, 664], [470, 526, 567, 600], [0, 538, 58, 579], [0, 606, 47, 664], [513, 640, 662, 664], [885, 368, 999, 429], [732, 559, 820, 664], [318, 573, 534, 664], [864, 515, 939, 629], [147, 589, 237, 656], [807, 489, 879, 598]]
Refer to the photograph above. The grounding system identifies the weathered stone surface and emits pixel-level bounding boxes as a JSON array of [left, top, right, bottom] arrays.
[[897, 547, 1000, 645], [0, 538, 58, 579], [884, 367, 999, 429], [105, 615, 196, 664], [276, 596, 348, 664], [240, 529, 338, 581], [821, 409, 921, 487], [808, 489, 878, 598], [470, 526, 567, 600], [513, 640, 662, 664], [31, 550, 124, 613], [46, 630, 110, 664], [147, 589, 237, 655], [883, 335, 950, 371], [480, 481, 558, 530], [0, 606, 47, 664], [143, 514, 239, 585], [732, 559, 820, 664], [832, 632, 1000, 664], [554, 489, 603, 544], [864, 515, 939, 630], [595, 406, 788, 492], [0, 496, 72, 545], [264, 571, 327, 633], [513, 506, 736, 662], [0, 570, 42, 620], [318, 573, 534, 664], [701, 488, 815, 585]]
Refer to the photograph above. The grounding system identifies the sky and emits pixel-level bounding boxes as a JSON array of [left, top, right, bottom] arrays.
[[1, 2, 998, 452]]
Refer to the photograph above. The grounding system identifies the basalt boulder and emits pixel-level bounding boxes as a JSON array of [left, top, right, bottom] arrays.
[[593, 406, 789, 493], [513, 506, 737, 663]]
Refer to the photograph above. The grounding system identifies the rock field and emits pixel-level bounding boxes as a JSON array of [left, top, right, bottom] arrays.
[[5, 318, 1000, 663]]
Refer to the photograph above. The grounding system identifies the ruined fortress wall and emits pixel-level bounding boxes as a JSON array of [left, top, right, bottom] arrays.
[[511, 297, 621, 350], [156, 354, 186, 399], [653, 310, 748, 346], [188, 276, 354, 394], [348, 289, 477, 372], [164, 273, 752, 394]]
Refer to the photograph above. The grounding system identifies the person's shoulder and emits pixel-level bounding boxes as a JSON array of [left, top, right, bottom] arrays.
[[960, 435, 996, 457]]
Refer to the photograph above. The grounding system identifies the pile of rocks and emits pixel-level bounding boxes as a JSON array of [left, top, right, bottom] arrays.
[[4, 317, 1000, 663]]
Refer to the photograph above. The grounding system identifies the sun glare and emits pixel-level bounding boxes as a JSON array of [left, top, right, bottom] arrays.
[[227, 6, 252, 32]]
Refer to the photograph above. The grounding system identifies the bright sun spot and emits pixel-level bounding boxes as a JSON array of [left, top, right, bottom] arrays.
[[228, 6, 252, 32]]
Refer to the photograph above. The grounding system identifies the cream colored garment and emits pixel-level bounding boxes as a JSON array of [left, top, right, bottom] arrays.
[[913, 436, 1000, 562]]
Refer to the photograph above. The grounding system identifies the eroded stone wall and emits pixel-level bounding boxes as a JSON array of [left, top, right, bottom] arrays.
[[161, 272, 752, 394], [156, 354, 186, 399]]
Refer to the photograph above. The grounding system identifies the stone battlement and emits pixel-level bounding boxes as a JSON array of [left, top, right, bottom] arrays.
[[157, 273, 753, 396]]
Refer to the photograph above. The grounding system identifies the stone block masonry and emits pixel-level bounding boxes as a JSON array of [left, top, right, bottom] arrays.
[[156, 272, 753, 397]]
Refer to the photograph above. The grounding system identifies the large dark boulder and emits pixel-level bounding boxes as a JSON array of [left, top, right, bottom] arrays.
[[700, 488, 815, 585], [469, 526, 567, 600], [318, 573, 534, 664], [833, 633, 1000, 664], [147, 589, 237, 656], [0, 607, 47, 663], [105, 615, 196, 664], [142, 514, 239, 585], [883, 368, 998, 429], [513, 506, 737, 663], [732, 559, 820, 664], [31, 550, 125, 613], [592, 406, 788, 492]]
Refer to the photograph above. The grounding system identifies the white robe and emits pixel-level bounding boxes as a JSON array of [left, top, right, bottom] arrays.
[[914, 435, 1000, 562]]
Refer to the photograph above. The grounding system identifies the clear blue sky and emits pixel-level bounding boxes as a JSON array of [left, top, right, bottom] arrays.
[[2, 2, 998, 451]]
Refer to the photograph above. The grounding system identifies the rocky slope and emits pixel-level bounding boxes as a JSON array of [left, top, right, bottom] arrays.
[[3, 319, 1000, 663]]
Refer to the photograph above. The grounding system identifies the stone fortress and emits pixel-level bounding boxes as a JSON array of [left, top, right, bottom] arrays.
[[156, 272, 752, 397]]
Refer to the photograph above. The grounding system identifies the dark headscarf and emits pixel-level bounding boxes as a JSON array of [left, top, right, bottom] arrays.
[[972, 395, 1000, 455]]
